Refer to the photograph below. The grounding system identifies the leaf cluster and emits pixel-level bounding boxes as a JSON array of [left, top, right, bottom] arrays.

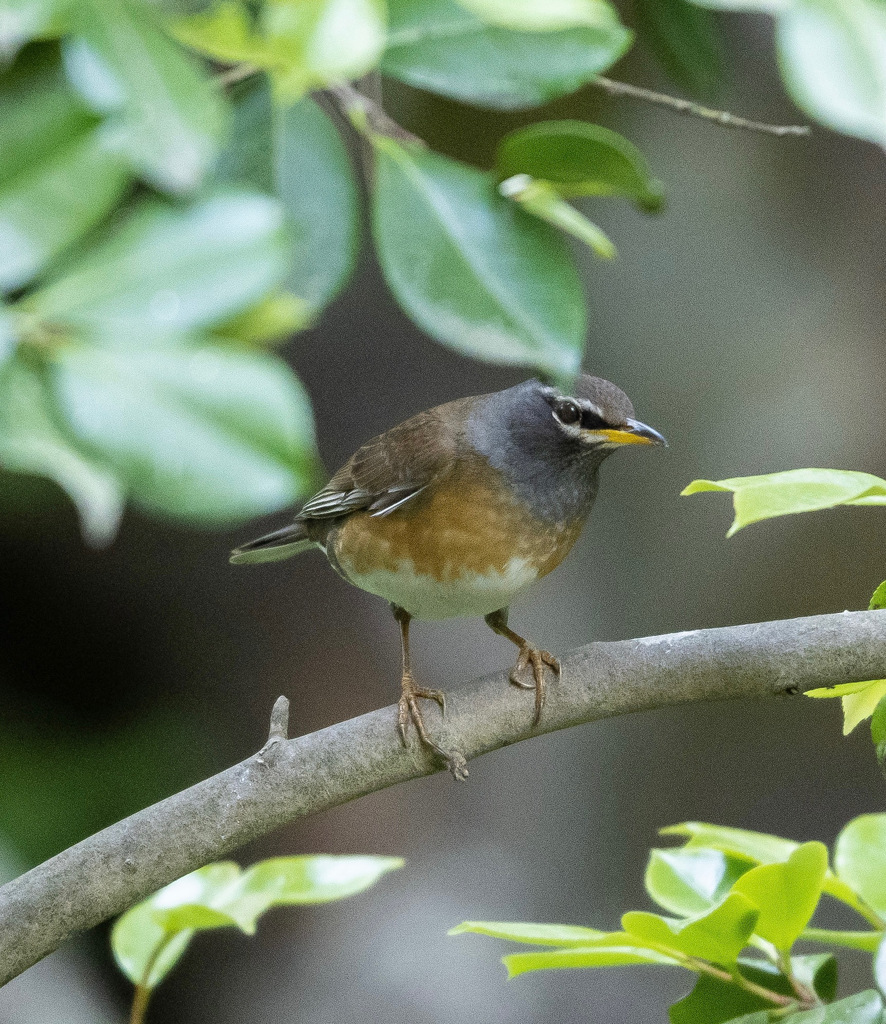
[[453, 816, 886, 1022]]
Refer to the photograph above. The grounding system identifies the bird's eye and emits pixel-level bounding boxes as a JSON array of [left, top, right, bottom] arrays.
[[553, 400, 581, 426]]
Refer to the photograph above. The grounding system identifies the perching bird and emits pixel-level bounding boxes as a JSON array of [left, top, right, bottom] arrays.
[[232, 375, 665, 779]]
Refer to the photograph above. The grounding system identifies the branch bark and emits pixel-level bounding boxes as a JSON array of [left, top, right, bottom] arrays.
[[1, 611, 884, 986]]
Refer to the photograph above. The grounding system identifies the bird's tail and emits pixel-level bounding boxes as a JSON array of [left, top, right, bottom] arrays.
[[230, 522, 313, 565]]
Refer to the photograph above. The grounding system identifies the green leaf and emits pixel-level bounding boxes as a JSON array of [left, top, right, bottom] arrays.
[[871, 580, 886, 610], [803, 926, 881, 951], [792, 952, 839, 1002], [0, 357, 122, 544], [496, 120, 664, 210], [216, 292, 311, 344], [372, 140, 586, 381], [670, 957, 796, 1024], [504, 945, 681, 977], [63, 0, 227, 193], [449, 921, 609, 946], [633, 0, 722, 97], [789, 990, 884, 1023], [382, 0, 631, 111], [834, 815, 886, 918], [777, 0, 886, 152], [499, 176, 616, 259], [806, 680, 879, 698], [50, 344, 319, 525], [0, 47, 97, 184], [0, 0, 71, 59], [682, 468, 886, 536], [456, 0, 623, 30], [731, 842, 828, 951], [842, 680, 886, 735], [874, 934, 886, 998], [871, 693, 886, 745], [662, 822, 800, 864], [0, 129, 129, 293], [623, 894, 759, 967], [26, 191, 290, 343], [645, 847, 753, 917], [262, 0, 386, 103], [217, 82, 360, 316], [0, 301, 17, 369], [112, 856, 403, 987], [173, 0, 269, 65]]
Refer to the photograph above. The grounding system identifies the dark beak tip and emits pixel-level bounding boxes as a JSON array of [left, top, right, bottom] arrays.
[[628, 418, 668, 448]]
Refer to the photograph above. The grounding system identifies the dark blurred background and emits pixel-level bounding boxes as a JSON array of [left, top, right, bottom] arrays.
[[2, 16, 886, 1024]]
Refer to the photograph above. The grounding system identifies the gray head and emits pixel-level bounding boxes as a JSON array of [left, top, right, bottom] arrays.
[[467, 375, 666, 522]]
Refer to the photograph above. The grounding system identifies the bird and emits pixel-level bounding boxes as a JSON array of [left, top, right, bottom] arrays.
[[231, 375, 666, 779]]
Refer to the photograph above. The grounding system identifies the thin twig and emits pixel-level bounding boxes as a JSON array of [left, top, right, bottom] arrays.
[[327, 82, 424, 146], [215, 62, 258, 88], [0, 611, 883, 987], [592, 77, 811, 137]]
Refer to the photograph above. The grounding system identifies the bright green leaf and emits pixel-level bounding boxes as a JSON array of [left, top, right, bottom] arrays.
[[806, 680, 879, 698], [834, 815, 886, 918], [0, 357, 122, 545], [842, 680, 886, 735], [682, 469, 886, 536], [216, 292, 311, 345], [456, 0, 623, 30], [803, 926, 881, 952], [623, 893, 758, 967], [645, 847, 753, 917], [496, 121, 664, 210], [662, 822, 800, 864], [63, 0, 227, 193], [870, 581, 886, 610], [50, 344, 319, 525], [777, 0, 886, 152], [731, 842, 828, 951], [505, 944, 681, 977], [173, 0, 269, 65], [0, 130, 129, 293], [633, 0, 722, 97], [26, 191, 290, 343], [372, 140, 586, 382], [449, 920, 609, 946], [262, 0, 386, 103], [871, 693, 886, 745], [499, 176, 616, 259], [789, 990, 884, 1023], [670, 956, 802, 1024], [382, 0, 631, 110]]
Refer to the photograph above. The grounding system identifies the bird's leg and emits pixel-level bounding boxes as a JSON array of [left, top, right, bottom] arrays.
[[392, 605, 468, 781], [484, 607, 561, 726]]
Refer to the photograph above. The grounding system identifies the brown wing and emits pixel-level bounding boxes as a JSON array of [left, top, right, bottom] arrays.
[[298, 399, 472, 521]]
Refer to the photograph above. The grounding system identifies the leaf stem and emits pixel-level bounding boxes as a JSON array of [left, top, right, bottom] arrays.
[[776, 952, 819, 1008], [129, 984, 152, 1024], [326, 82, 424, 146], [684, 958, 797, 1010], [591, 77, 811, 138]]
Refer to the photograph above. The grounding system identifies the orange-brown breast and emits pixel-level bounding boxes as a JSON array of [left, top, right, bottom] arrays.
[[332, 460, 585, 585]]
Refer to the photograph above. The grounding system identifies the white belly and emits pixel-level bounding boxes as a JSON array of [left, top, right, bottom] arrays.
[[341, 556, 540, 619]]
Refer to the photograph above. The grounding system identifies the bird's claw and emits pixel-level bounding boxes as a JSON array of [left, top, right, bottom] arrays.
[[509, 646, 561, 726], [397, 677, 466, 779]]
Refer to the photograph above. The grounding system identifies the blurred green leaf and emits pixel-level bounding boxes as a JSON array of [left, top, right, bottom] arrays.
[[874, 934, 886, 998], [504, 945, 681, 976], [216, 291, 311, 344], [645, 847, 753, 917], [173, 0, 268, 64], [218, 82, 359, 316], [633, 0, 721, 97], [27, 191, 290, 343], [0, 130, 129, 293], [0, 357, 122, 544], [262, 0, 386, 102], [731, 842, 827, 951], [871, 581, 886, 610], [456, 0, 624, 30], [50, 344, 319, 524], [382, 0, 631, 110], [790, 990, 885, 1023], [777, 0, 886, 152], [623, 893, 758, 967], [113, 856, 403, 987], [496, 120, 664, 210], [0, 47, 97, 183], [63, 0, 227, 193], [499, 176, 616, 258], [682, 469, 886, 536], [834, 815, 886, 918], [372, 139, 585, 382], [0, 0, 71, 58], [0, 301, 16, 368], [449, 921, 609, 946]]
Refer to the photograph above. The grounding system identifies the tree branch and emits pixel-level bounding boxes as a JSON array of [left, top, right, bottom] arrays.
[[592, 77, 811, 137], [1, 611, 883, 987]]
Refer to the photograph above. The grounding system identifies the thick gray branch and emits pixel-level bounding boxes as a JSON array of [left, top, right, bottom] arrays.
[[1, 611, 884, 986]]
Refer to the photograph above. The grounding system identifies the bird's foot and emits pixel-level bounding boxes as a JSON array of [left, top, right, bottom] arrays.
[[509, 646, 561, 726], [397, 674, 468, 782]]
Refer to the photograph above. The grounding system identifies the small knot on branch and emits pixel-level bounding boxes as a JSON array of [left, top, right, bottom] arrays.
[[257, 697, 290, 762]]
